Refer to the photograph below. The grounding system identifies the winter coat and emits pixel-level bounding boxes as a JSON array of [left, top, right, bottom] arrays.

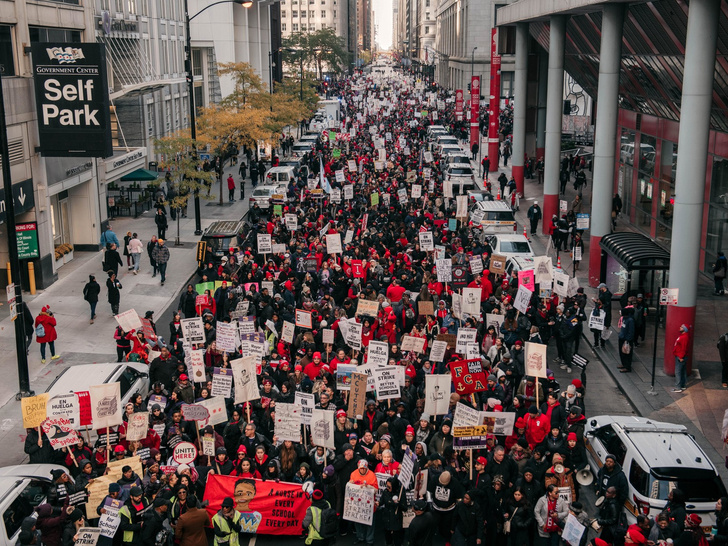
[[83, 280, 101, 304], [35, 311, 58, 343], [379, 486, 408, 530], [107, 278, 122, 305]]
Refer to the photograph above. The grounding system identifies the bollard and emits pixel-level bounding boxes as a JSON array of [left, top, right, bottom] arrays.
[[6, 262, 10, 284], [28, 262, 36, 295]]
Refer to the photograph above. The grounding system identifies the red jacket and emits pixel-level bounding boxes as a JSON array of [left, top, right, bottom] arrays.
[[35, 312, 58, 343], [673, 331, 689, 359]]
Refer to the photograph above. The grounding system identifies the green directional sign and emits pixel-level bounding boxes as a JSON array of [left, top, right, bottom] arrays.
[[16, 222, 39, 259]]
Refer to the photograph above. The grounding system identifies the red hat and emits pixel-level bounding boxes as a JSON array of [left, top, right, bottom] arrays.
[[594, 540, 608, 546], [42, 306, 50, 313], [179, 374, 188, 381], [515, 418, 526, 429], [295, 364, 303, 371], [312, 490, 324, 500], [313, 352, 322, 360], [405, 425, 415, 435], [571, 378, 583, 388], [336, 409, 347, 418], [263, 378, 273, 386], [493, 405, 503, 412], [237, 445, 247, 454], [114, 445, 125, 453], [687, 514, 702, 526], [476, 456, 487, 465], [514, 340, 523, 346], [567, 432, 577, 441]]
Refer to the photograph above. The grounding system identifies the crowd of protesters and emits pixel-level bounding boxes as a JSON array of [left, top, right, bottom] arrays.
[[20, 62, 728, 546]]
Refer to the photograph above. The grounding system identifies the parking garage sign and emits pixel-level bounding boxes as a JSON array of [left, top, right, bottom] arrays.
[[31, 43, 112, 157]]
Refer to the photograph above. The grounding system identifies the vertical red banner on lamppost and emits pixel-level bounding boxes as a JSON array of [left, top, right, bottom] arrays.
[[455, 89, 464, 121], [488, 27, 502, 166], [470, 76, 480, 150]]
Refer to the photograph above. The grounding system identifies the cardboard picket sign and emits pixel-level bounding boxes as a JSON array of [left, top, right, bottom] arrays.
[[489, 254, 507, 274]]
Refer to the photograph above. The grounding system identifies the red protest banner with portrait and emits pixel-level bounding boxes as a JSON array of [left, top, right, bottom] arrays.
[[203, 475, 311, 535], [450, 358, 488, 395]]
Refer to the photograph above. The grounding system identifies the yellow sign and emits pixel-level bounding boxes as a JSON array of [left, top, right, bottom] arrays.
[[196, 241, 207, 264], [452, 425, 491, 437], [105, 456, 143, 481], [21, 393, 49, 429]]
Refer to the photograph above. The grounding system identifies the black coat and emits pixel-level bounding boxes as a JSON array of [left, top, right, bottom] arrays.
[[83, 280, 101, 303], [452, 500, 484, 539], [24, 428, 56, 464], [149, 356, 179, 391], [106, 278, 122, 305], [378, 487, 408, 531], [506, 499, 533, 546], [141, 509, 166, 546], [409, 512, 437, 546]]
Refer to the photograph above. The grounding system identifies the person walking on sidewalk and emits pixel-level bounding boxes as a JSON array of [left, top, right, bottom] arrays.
[[128, 233, 144, 275], [103, 243, 123, 278], [617, 307, 635, 373], [123, 231, 133, 271], [152, 239, 170, 286], [35, 306, 59, 364], [672, 324, 690, 393], [107, 271, 123, 315], [155, 208, 168, 240], [527, 201, 542, 235], [227, 174, 236, 202], [147, 235, 158, 277], [712, 251, 727, 295], [717, 332, 728, 388], [83, 275, 100, 324], [239, 161, 247, 200]]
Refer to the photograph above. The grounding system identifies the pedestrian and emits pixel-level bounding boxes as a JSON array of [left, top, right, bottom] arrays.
[[672, 324, 689, 393], [571, 233, 583, 271], [155, 208, 168, 240], [227, 174, 236, 202], [717, 332, 728, 388], [141, 497, 169, 546], [612, 193, 622, 230], [123, 231, 132, 271], [178, 284, 199, 319], [471, 142, 479, 161], [409, 499, 436, 546], [103, 243, 123, 278], [239, 161, 247, 200], [303, 489, 334, 546], [713, 251, 727, 295], [174, 495, 210, 546], [481, 156, 490, 179], [83, 274, 101, 324], [35, 305, 59, 363], [250, 162, 259, 188], [100, 224, 120, 248], [106, 271, 123, 315], [147, 235, 158, 277], [502, 144, 510, 167], [527, 201, 542, 236], [152, 238, 170, 286], [534, 484, 568, 546], [617, 306, 635, 373], [114, 326, 132, 362], [212, 497, 242, 545], [128, 233, 144, 275]]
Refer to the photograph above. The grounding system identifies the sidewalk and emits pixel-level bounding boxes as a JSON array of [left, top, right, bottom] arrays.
[[0, 161, 249, 466], [480, 149, 728, 481]]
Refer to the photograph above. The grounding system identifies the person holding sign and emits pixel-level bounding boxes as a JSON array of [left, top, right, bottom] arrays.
[[349, 459, 378, 545]]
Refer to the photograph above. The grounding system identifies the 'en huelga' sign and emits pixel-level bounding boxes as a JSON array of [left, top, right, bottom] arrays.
[[31, 43, 112, 158]]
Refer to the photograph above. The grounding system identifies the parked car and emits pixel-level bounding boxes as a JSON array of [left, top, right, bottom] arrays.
[[249, 185, 286, 210], [470, 200, 517, 234], [290, 141, 315, 157], [0, 465, 69, 545], [482, 234, 534, 261], [584, 415, 727, 533]]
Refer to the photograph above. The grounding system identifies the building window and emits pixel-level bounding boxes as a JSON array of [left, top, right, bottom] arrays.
[[321, 10, 326, 17], [139, 0, 148, 15], [192, 49, 203, 76], [46, 0, 80, 4], [127, 0, 136, 14], [301, 24, 307, 30], [147, 103, 154, 137], [292, 10, 297, 17], [498, 26, 516, 55], [425, 26, 430, 34], [115, 0, 124, 13], [282, 23, 287, 31], [0, 26, 15, 77], [101, 0, 110, 9], [333, 10, 336, 16], [425, 11, 430, 19], [309, 10, 314, 17], [292, 23, 298, 31], [281, 10, 286, 17], [165, 101, 171, 134], [426, 0, 430, 5], [29, 27, 82, 43]]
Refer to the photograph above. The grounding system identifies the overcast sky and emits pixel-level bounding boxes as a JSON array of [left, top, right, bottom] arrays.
[[372, 0, 393, 50]]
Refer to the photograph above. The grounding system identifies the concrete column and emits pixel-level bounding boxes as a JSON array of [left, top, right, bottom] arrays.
[[542, 15, 566, 234], [665, 0, 720, 375], [535, 50, 548, 160], [511, 22, 528, 197], [588, 3, 625, 287]]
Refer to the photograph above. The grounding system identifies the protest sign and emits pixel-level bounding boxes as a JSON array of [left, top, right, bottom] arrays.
[[424, 374, 450, 416], [295, 309, 313, 329], [89, 383, 122, 430], [98, 498, 123, 538], [462, 287, 481, 316], [481, 411, 516, 436], [22, 393, 49, 429], [588, 310, 606, 331], [310, 408, 335, 449], [114, 309, 141, 332], [452, 265, 468, 288], [419, 232, 434, 251], [411, 184, 422, 199], [514, 285, 533, 314], [295, 392, 315, 425], [326, 233, 342, 254], [534, 256, 553, 284], [399, 447, 417, 487], [469, 255, 483, 274], [561, 513, 586, 546], [367, 340, 389, 367], [215, 322, 238, 353], [343, 321, 363, 350], [211, 368, 233, 398], [181, 318, 205, 344], [42, 417, 79, 449], [553, 270, 569, 297], [188, 349, 206, 383], [322, 328, 335, 345], [181, 403, 211, 422], [429, 340, 448, 362], [450, 359, 487, 395], [418, 300, 434, 316], [374, 366, 400, 400], [285, 214, 298, 231], [456, 327, 477, 353], [525, 342, 548, 378], [347, 373, 368, 419], [489, 254, 507, 274], [282, 321, 295, 343], [47, 394, 80, 429], [518, 269, 535, 291], [197, 397, 227, 426], [436, 259, 452, 282], [336, 364, 356, 391], [343, 483, 375, 525], [231, 356, 260, 404], [400, 335, 426, 353], [124, 412, 149, 442], [257, 234, 272, 253], [74, 528, 101, 546], [203, 475, 310, 535], [274, 403, 302, 442], [356, 298, 380, 317]]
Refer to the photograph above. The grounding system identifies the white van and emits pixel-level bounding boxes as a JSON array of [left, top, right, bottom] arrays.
[[470, 201, 517, 234], [263, 166, 296, 185]]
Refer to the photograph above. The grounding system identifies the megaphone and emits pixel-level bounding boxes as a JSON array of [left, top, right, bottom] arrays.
[[554, 463, 565, 474], [576, 467, 594, 486]]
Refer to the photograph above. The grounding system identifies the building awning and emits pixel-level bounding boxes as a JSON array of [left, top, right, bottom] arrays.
[[599, 232, 671, 271], [120, 169, 158, 182]]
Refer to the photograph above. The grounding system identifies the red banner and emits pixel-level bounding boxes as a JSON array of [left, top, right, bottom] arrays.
[[75, 391, 92, 427], [470, 76, 481, 149], [455, 89, 464, 121], [351, 260, 365, 278], [450, 358, 487, 394], [203, 475, 311, 535], [488, 27, 502, 164]]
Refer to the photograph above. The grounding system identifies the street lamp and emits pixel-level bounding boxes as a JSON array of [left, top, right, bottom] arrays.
[[471, 46, 477, 84], [185, 0, 251, 235]]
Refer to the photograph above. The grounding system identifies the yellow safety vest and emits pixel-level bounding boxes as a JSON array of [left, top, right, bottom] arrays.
[[306, 506, 324, 545], [213, 510, 242, 546], [118, 505, 137, 544]]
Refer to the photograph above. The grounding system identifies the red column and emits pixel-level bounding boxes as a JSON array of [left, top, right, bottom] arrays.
[[665, 306, 695, 376], [512, 165, 524, 196], [470, 76, 481, 150], [455, 89, 463, 121], [588, 235, 602, 287], [542, 194, 558, 236], [487, 28, 501, 167]]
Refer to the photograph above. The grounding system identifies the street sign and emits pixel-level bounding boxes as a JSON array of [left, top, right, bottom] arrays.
[[0, 179, 34, 224], [659, 288, 679, 306], [16, 223, 39, 259], [6, 283, 16, 320]]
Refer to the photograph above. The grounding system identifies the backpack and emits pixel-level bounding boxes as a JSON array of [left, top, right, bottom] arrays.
[[316, 506, 339, 539], [35, 323, 45, 338]]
